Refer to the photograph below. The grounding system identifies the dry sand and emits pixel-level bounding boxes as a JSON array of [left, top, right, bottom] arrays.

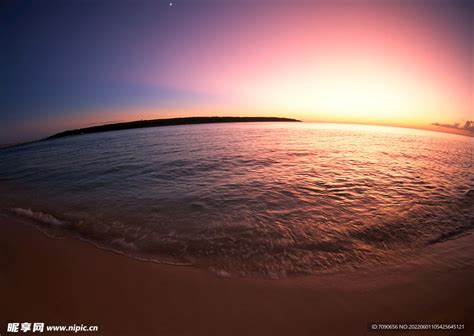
[[1, 213, 473, 336]]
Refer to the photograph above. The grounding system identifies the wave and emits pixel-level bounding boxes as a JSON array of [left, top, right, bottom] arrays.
[[10, 207, 193, 268], [9, 189, 473, 279], [11, 207, 66, 226]]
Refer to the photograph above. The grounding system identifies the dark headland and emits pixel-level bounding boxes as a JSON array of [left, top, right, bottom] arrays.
[[47, 116, 301, 140]]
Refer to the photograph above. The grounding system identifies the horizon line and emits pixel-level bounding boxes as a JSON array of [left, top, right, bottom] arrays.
[[1, 116, 472, 149]]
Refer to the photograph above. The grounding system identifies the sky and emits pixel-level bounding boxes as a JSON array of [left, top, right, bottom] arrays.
[[1, 0, 472, 143]]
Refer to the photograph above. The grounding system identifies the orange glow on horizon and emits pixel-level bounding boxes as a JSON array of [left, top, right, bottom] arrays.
[[129, 2, 471, 129], [15, 1, 471, 141]]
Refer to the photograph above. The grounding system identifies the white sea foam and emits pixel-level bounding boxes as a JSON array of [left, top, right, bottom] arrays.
[[11, 207, 65, 226]]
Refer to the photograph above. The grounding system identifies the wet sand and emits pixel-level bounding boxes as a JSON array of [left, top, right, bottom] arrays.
[[1, 213, 473, 336]]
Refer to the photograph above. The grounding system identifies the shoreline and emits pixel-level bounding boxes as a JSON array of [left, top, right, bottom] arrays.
[[1, 212, 473, 335]]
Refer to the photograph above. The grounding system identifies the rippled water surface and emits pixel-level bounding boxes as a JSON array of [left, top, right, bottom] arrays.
[[0, 123, 473, 277]]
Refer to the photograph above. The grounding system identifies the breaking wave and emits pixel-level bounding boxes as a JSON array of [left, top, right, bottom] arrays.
[[12, 207, 66, 227], [10, 189, 473, 278]]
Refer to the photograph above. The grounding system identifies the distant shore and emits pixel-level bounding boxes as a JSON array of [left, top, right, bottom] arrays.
[[46, 116, 301, 140], [1, 210, 473, 336], [3, 118, 473, 150]]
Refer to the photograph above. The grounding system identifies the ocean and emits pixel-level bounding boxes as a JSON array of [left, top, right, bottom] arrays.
[[0, 122, 472, 278]]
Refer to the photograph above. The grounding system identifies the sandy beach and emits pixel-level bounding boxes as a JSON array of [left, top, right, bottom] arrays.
[[1, 211, 473, 336]]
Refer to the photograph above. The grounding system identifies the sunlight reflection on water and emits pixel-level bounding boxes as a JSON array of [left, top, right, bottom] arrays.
[[1, 123, 473, 277]]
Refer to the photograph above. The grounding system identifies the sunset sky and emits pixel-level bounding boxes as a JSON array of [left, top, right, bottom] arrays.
[[1, 0, 472, 143]]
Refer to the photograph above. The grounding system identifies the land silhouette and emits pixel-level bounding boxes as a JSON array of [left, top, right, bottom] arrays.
[[47, 117, 301, 140], [431, 120, 474, 133]]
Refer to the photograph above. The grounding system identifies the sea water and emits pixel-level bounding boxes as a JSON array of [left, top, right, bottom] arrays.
[[0, 122, 472, 277]]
